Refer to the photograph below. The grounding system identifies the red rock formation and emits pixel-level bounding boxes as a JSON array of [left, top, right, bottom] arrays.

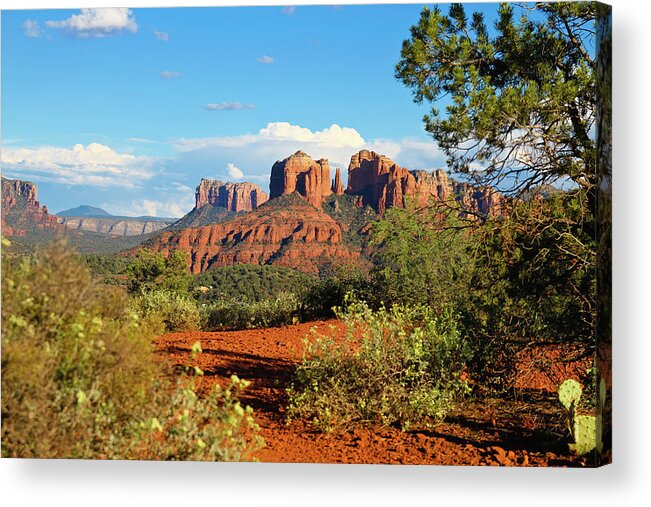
[[346, 150, 504, 216], [1, 177, 64, 236], [331, 167, 345, 195], [148, 198, 360, 274], [452, 182, 505, 217], [269, 151, 332, 207], [347, 150, 451, 213], [195, 179, 268, 212]]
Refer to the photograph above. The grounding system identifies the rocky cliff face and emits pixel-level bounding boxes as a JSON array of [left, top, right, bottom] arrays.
[[58, 216, 173, 236], [269, 151, 332, 207], [195, 179, 268, 212], [346, 150, 504, 216], [148, 196, 359, 274], [1, 177, 64, 236]]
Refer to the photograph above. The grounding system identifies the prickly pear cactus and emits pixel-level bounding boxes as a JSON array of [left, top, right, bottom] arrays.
[[570, 415, 597, 455], [558, 379, 582, 411]]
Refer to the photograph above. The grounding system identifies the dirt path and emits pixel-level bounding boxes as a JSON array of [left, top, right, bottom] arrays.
[[156, 320, 587, 466]]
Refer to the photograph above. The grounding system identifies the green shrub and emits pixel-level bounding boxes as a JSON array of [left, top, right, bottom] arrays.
[[299, 268, 368, 321], [131, 290, 201, 332], [126, 248, 191, 295], [1, 239, 262, 460], [192, 264, 315, 303], [201, 292, 300, 330], [287, 299, 470, 431], [127, 375, 263, 461]]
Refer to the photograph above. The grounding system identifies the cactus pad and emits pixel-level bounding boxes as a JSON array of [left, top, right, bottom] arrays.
[[569, 415, 597, 455], [558, 379, 582, 411]]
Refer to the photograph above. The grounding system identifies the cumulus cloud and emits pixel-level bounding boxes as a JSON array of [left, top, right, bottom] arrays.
[[256, 55, 274, 64], [23, 19, 43, 38], [45, 8, 137, 38], [113, 198, 189, 218], [205, 102, 255, 111], [281, 6, 296, 15], [154, 30, 169, 41], [160, 70, 182, 79], [1, 142, 157, 188], [227, 163, 245, 179], [107, 181, 195, 218]]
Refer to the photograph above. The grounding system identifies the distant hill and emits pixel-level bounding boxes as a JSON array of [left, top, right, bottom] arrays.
[[57, 205, 176, 222], [57, 205, 112, 218]]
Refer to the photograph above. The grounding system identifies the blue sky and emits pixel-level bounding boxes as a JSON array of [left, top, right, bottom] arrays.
[[2, 4, 507, 217]]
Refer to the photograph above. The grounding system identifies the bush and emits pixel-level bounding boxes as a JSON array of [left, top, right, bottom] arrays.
[[131, 290, 201, 332], [201, 292, 300, 330], [299, 268, 368, 321], [1, 239, 262, 460], [367, 203, 473, 313], [126, 248, 191, 295], [287, 299, 470, 431], [192, 264, 315, 304]]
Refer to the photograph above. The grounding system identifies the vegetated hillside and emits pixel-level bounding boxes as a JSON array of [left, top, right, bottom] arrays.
[[7, 228, 155, 255], [147, 193, 362, 274], [192, 264, 317, 303], [321, 193, 376, 248]]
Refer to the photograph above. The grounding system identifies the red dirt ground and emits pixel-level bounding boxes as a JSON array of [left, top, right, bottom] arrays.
[[155, 320, 592, 466]]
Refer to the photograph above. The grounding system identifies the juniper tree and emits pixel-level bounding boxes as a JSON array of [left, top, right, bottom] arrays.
[[396, 1, 600, 200], [395, 2, 610, 368]]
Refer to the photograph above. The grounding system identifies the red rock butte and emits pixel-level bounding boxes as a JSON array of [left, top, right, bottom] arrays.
[[269, 151, 332, 208], [1, 177, 64, 236], [195, 179, 268, 212], [345, 149, 504, 216]]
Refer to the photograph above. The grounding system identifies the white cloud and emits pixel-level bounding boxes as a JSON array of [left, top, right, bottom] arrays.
[[114, 199, 188, 218], [160, 70, 182, 79], [45, 8, 137, 38], [256, 55, 274, 64], [107, 181, 195, 218], [1, 142, 157, 188], [205, 102, 255, 111], [227, 163, 244, 179], [154, 30, 169, 41], [281, 6, 296, 15], [23, 19, 43, 38]]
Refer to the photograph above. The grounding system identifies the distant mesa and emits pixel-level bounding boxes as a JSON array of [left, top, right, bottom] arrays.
[[269, 151, 332, 208], [58, 215, 174, 236], [56, 204, 176, 237], [195, 179, 268, 213]]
